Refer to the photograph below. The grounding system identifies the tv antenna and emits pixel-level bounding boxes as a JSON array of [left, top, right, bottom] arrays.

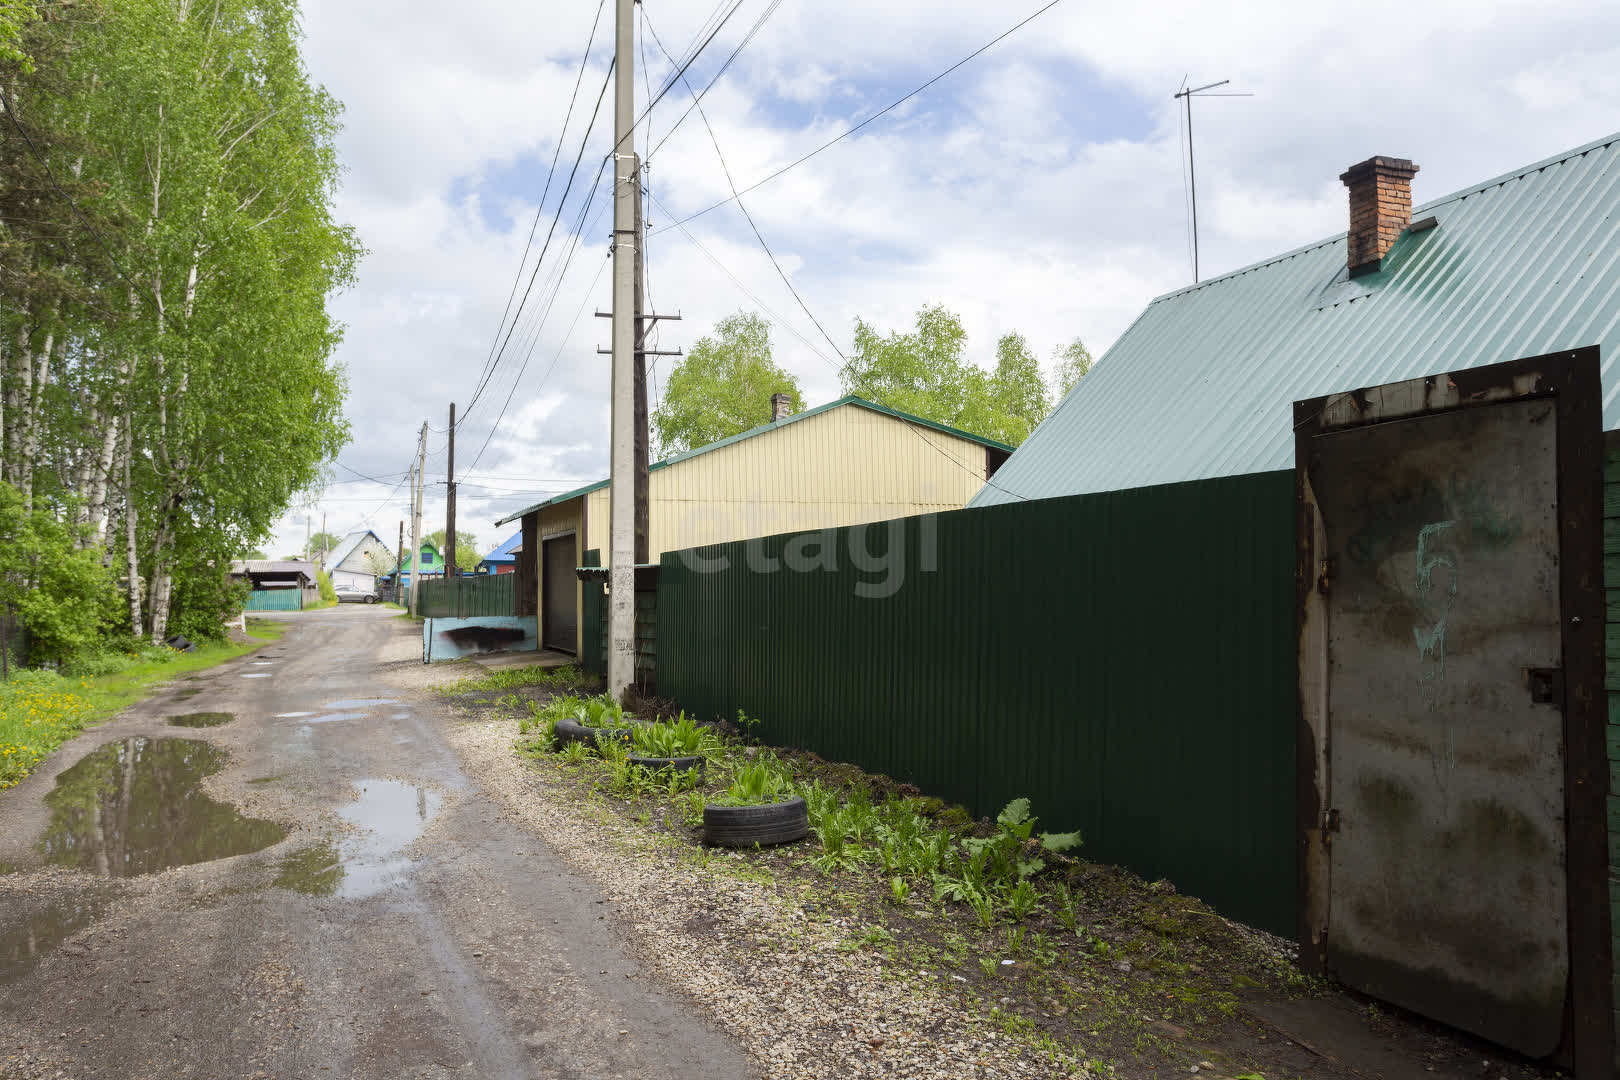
[[1173, 77, 1252, 283]]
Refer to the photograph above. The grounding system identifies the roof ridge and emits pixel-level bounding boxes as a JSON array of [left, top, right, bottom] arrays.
[[1141, 131, 1620, 308]]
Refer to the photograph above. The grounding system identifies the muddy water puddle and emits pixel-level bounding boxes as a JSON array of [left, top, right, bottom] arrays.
[[0, 892, 114, 985], [39, 737, 286, 877], [275, 780, 441, 899], [167, 712, 234, 728], [322, 699, 400, 710]]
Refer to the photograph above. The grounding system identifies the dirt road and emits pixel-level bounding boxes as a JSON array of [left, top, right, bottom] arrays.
[[0, 606, 752, 1080]]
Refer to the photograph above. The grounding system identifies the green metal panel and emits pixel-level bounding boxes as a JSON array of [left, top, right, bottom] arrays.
[[580, 549, 604, 677], [975, 132, 1620, 506], [244, 589, 301, 612], [659, 470, 1298, 935], [415, 574, 515, 618]]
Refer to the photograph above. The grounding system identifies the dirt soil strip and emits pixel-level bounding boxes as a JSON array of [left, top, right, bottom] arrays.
[[437, 709, 1066, 1080]]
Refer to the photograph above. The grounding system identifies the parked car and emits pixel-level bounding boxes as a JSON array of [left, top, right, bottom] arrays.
[[334, 583, 379, 604]]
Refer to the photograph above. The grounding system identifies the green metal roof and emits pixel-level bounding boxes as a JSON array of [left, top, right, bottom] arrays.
[[496, 395, 1012, 526], [972, 132, 1620, 506]]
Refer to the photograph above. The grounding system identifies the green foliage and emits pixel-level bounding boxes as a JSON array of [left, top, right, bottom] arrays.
[[573, 695, 633, 730], [0, 0, 36, 71], [961, 798, 1082, 883], [888, 876, 910, 905], [652, 312, 804, 455], [305, 532, 343, 562], [0, 482, 117, 665], [1054, 338, 1094, 398], [0, 0, 361, 649], [316, 570, 338, 604], [424, 530, 482, 572], [714, 754, 793, 806], [840, 306, 1055, 446], [435, 664, 585, 696], [631, 711, 722, 759]]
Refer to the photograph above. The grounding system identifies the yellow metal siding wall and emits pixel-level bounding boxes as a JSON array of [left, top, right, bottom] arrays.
[[594, 409, 986, 564], [537, 500, 583, 655]]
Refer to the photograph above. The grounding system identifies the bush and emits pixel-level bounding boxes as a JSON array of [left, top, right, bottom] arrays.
[[0, 482, 118, 665], [316, 570, 337, 604]]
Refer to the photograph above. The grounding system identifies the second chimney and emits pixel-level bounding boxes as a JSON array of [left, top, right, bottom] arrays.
[[770, 392, 792, 422], [1339, 156, 1418, 277]]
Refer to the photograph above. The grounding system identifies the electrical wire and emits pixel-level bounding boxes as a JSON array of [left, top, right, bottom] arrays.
[[651, 0, 1067, 236], [643, 9, 844, 365], [454, 58, 615, 436], [609, 0, 747, 159], [645, 0, 784, 160], [458, 0, 610, 429]]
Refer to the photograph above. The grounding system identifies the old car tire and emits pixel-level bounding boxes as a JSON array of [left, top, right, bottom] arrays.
[[364, 595, 375, 604], [553, 717, 641, 747], [704, 796, 808, 848], [627, 754, 704, 775]]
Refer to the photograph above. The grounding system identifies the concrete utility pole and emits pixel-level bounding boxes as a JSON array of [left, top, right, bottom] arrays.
[[445, 403, 458, 617], [396, 520, 405, 603], [633, 165, 649, 565], [410, 423, 426, 619], [607, 0, 637, 699], [320, 512, 327, 570]]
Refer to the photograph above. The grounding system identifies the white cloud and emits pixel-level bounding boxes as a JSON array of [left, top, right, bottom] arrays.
[[271, 0, 1620, 559]]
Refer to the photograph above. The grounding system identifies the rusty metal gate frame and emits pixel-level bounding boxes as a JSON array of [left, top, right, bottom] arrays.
[[1293, 347, 1609, 1074]]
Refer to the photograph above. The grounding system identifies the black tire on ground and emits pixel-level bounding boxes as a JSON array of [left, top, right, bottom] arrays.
[[553, 718, 640, 747], [364, 595, 375, 604], [703, 796, 809, 848], [626, 754, 704, 775]]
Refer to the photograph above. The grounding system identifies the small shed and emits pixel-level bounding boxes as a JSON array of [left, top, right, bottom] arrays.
[[230, 560, 319, 611]]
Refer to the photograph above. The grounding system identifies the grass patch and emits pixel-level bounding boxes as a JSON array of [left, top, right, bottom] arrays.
[[434, 663, 589, 696], [0, 618, 287, 789]]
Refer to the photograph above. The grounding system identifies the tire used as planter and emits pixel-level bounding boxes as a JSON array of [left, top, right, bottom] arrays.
[[553, 717, 639, 747], [703, 795, 809, 848], [626, 754, 705, 775]]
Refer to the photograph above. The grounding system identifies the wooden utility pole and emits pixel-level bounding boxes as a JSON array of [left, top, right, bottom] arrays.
[[410, 423, 426, 619], [320, 512, 327, 570], [396, 520, 405, 603]]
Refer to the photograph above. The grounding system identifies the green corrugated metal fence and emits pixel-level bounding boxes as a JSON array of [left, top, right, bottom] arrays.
[[658, 469, 1298, 935], [245, 589, 301, 612], [416, 574, 515, 618]]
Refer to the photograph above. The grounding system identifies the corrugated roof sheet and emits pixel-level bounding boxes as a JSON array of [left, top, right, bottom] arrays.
[[480, 530, 522, 563], [496, 395, 1014, 526], [972, 132, 1620, 506], [230, 560, 317, 578]]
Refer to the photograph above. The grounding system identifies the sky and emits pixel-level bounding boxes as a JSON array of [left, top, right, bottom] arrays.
[[266, 0, 1620, 561]]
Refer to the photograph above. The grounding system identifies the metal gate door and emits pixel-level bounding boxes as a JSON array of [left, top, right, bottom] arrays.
[[1295, 350, 1609, 1070], [542, 536, 577, 654]]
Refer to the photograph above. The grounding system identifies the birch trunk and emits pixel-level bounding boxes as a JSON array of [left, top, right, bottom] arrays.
[[21, 327, 57, 512], [123, 420, 142, 636]]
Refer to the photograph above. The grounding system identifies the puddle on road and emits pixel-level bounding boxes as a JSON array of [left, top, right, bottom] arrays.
[[275, 712, 315, 718], [302, 711, 367, 724], [274, 841, 344, 897], [167, 712, 234, 728], [321, 699, 399, 710], [271, 780, 441, 900], [0, 893, 112, 985], [241, 673, 272, 679], [38, 738, 287, 877], [335, 780, 442, 898]]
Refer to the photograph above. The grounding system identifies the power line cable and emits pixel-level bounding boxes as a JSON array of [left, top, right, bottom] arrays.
[[608, 0, 747, 159], [651, 0, 1066, 235], [459, 0, 610, 429], [645, 0, 784, 160], [452, 57, 615, 435], [644, 10, 844, 365]]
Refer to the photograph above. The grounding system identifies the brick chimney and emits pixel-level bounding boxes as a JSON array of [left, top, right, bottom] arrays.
[[770, 392, 791, 422], [1339, 156, 1418, 277]]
